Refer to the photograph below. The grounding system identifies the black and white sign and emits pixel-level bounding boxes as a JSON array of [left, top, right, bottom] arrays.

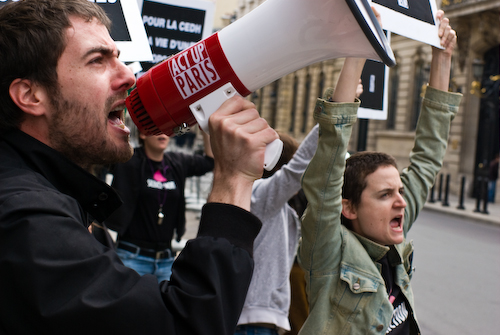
[[357, 30, 391, 120], [358, 59, 390, 120], [136, 0, 215, 74], [374, 0, 434, 24], [371, 0, 442, 48]]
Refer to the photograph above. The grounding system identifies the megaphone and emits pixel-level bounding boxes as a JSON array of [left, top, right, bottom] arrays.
[[126, 0, 395, 170]]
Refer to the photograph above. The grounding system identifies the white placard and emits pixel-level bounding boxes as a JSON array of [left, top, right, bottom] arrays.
[[370, 0, 442, 48]]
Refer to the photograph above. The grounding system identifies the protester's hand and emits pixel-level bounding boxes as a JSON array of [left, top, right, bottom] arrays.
[[433, 10, 457, 57], [207, 96, 279, 210], [355, 79, 363, 99], [429, 10, 456, 91]]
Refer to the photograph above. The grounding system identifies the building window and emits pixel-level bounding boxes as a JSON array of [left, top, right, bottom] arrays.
[[302, 74, 311, 133], [251, 88, 263, 114], [269, 81, 279, 128], [410, 60, 430, 130], [386, 63, 399, 129], [289, 76, 298, 132], [318, 71, 325, 98]]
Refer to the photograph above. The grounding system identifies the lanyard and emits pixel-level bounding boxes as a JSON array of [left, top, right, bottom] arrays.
[[147, 157, 169, 225]]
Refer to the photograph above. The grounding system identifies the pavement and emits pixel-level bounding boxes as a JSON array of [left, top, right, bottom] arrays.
[[422, 193, 499, 226]]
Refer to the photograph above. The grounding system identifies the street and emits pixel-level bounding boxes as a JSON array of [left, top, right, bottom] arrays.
[[408, 209, 500, 334]]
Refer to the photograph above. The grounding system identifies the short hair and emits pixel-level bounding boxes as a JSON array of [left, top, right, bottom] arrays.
[[341, 151, 398, 228], [0, 0, 111, 130], [262, 131, 299, 179]]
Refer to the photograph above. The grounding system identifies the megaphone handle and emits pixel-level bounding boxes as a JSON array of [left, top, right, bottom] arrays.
[[264, 138, 283, 171], [190, 83, 283, 171]]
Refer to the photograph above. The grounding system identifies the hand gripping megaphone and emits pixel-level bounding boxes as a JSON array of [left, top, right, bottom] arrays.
[[125, 0, 395, 170]]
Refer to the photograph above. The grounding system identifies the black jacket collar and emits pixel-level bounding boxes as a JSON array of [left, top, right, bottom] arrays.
[[1, 129, 122, 222]]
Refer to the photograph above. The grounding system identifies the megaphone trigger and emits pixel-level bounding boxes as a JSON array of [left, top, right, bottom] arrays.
[[264, 139, 284, 172], [189, 83, 240, 134], [189, 82, 283, 171]]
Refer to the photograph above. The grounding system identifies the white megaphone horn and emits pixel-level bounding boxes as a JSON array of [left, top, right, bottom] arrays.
[[126, 0, 395, 171]]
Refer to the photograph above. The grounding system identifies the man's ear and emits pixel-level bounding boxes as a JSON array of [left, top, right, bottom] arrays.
[[341, 199, 357, 220], [9, 79, 48, 116]]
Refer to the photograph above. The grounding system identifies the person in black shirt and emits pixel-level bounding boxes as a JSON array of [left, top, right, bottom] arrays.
[[0, 1, 279, 334], [107, 132, 214, 282]]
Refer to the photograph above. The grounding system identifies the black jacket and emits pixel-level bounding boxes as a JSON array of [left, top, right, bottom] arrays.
[[0, 129, 261, 335]]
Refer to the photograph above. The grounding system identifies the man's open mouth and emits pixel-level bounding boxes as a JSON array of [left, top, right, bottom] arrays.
[[108, 110, 125, 129]]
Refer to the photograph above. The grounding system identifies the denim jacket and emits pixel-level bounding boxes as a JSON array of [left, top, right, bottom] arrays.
[[298, 86, 461, 334]]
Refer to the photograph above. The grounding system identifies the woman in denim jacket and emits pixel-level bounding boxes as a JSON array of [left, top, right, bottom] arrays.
[[298, 11, 462, 334]]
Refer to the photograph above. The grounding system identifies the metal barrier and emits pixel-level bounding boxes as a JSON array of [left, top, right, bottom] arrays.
[[442, 174, 450, 207], [457, 176, 466, 210], [437, 174, 444, 202], [429, 173, 490, 215]]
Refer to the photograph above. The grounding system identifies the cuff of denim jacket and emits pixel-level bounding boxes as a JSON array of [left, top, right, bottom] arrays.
[[424, 85, 462, 108], [313, 97, 359, 125]]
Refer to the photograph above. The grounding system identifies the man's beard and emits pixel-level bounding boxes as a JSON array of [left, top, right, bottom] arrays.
[[48, 89, 133, 170]]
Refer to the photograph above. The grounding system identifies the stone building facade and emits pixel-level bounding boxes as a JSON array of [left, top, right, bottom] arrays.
[[231, 0, 499, 201]]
